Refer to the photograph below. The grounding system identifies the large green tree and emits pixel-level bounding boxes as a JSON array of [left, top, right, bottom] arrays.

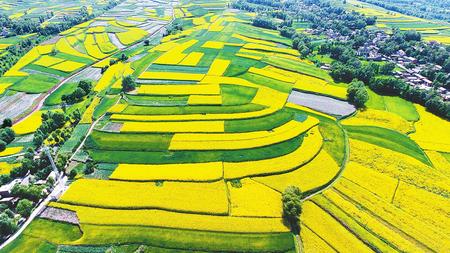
[[282, 186, 303, 234]]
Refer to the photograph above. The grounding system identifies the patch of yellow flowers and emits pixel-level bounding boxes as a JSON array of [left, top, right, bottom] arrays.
[[110, 162, 223, 182], [59, 179, 229, 215]]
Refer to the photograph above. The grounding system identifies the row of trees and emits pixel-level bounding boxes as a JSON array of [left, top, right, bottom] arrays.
[[32, 110, 81, 148]]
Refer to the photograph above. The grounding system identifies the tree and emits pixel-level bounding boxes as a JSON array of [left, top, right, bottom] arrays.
[[1, 118, 12, 128], [282, 186, 303, 234], [144, 39, 150, 46], [32, 133, 44, 148], [369, 76, 407, 95], [120, 53, 128, 61], [16, 199, 33, 217], [68, 169, 77, 179], [84, 161, 96, 175], [0, 213, 17, 237], [122, 75, 136, 92], [347, 80, 369, 108], [0, 127, 15, 144], [0, 140, 5, 152], [379, 62, 396, 75], [78, 80, 92, 94]]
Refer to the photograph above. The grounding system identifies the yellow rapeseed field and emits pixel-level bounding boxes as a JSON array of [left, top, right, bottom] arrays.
[[121, 120, 225, 133], [49, 202, 289, 233], [224, 126, 322, 179], [6, 47, 40, 73], [84, 34, 109, 59], [110, 105, 276, 121], [139, 71, 205, 81], [349, 139, 450, 197], [51, 60, 85, 72], [254, 149, 338, 193], [243, 43, 300, 56], [138, 84, 220, 95], [12, 110, 43, 135], [187, 95, 222, 105], [192, 17, 206, 25], [110, 162, 223, 181], [55, 38, 95, 61], [424, 36, 450, 44], [80, 97, 100, 124], [107, 104, 127, 113], [341, 161, 397, 201], [393, 181, 450, 235], [301, 201, 374, 252], [33, 55, 65, 67], [36, 44, 54, 55], [0, 83, 12, 94], [301, 225, 336, 253], [94, 62, 133, 92], [59, 179, 229, 214], [410, 104, 450, 152], [169, 119, 317, 151], [425, 150, 450, 175], [153, 39, 198, 65], [249, 67, 296, 83], [201, 41, 224, 49], [251, 87, 288, 108], [95, 33, 117, 53], [3, 70, 28, 77], [207, 59, 230, 76], [87, 26, 106, 33], [342, 109, 414, 134], [0, 147, 23, 157], [332, 179, 449, 252], [235, 53, 263, 60], [228, 178, 282, 217], [0, 162, 19, 175], [179, 52, 204, 66], [321, 189, 424, 252], [116, 27, 148, 45], [150, 40, 180, 52], [232, 33, 276, 46]]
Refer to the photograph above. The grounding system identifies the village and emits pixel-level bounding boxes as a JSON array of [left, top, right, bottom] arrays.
[[309, 27, 450, 101], [0, 146, 67, 241]]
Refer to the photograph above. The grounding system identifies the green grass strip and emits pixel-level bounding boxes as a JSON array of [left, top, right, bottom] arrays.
[[344, 125, 431, 166]]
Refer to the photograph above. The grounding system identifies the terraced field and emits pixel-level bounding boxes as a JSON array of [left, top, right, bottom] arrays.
[[1, 0, 449, 252]]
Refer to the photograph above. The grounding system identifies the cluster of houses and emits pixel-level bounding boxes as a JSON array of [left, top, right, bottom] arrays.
[[311, 26, 450, 101], [0, 148, 60, 232], [355, 31, 450, 101], [0, 171, 57, 209]]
